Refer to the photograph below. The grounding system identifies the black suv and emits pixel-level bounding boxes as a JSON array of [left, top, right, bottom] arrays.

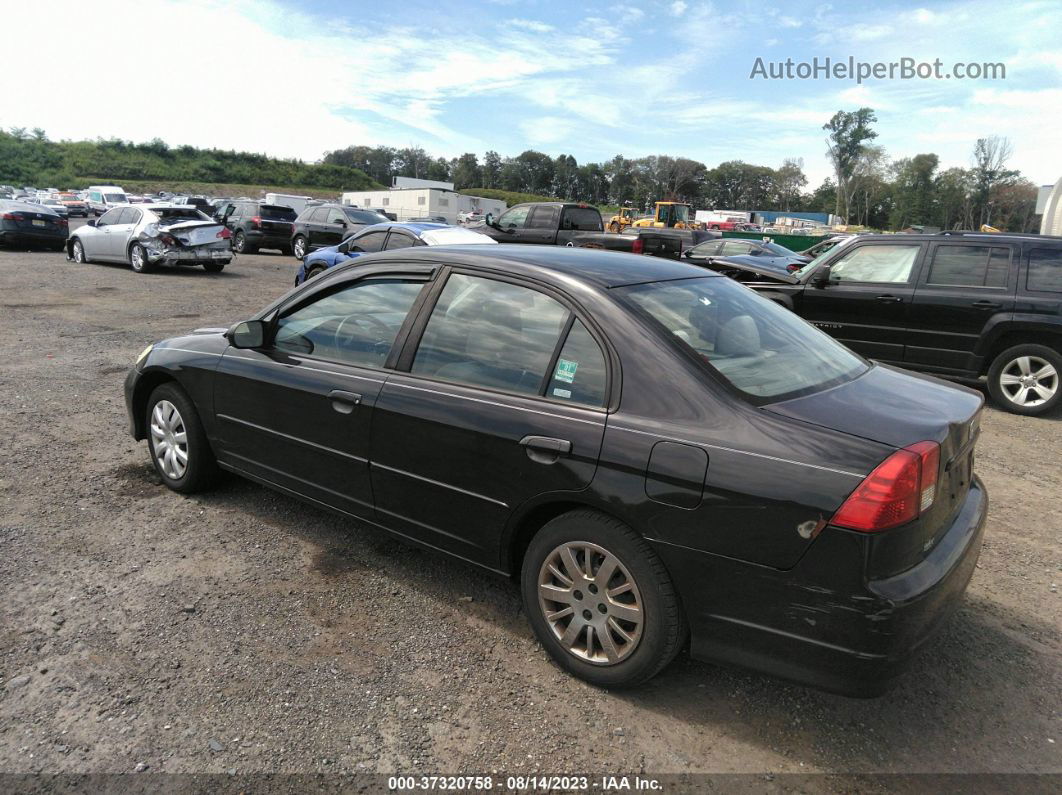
[[290, 204, 389, 260], [747, 232, 1062, 415], [216, 201, 297, 255]]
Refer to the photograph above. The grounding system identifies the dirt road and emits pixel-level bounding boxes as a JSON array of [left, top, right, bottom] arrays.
[[0, 240, 1058, 782]]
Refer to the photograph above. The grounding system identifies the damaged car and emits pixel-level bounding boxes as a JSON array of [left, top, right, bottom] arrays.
[[67, 204, 233, 274], [682, 238, 811, 281]]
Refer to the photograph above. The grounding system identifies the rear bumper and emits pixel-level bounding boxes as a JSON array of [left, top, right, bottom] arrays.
[[654, 476, 987, 697], [148, 245, 232, 266], [0, 229, 66, 246], [244, 230, 292, 247]]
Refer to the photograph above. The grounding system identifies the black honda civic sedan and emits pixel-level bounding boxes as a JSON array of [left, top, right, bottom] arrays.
[[124, 246, 987, 696]]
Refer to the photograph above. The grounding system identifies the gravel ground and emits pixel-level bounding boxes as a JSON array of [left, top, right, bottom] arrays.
[[0, 226, 1059, 783]]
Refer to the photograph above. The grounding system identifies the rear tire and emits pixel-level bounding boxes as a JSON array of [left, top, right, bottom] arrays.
[[129, 243, 153, 273], [145, 382, 221, 494], [987, 344, 1062, 416], [521, 510, 686, 688], [292, 235, 308, 260], [609, 222, 620, 234]]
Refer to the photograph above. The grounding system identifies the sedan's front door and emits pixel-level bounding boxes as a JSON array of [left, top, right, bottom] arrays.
[[212, 272, 432, 519], [84, 208, 122, 259], [798, 241, 925, 363], [369, 271, 609, 568]]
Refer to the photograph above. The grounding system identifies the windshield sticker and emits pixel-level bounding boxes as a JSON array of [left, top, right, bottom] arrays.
[[554, 359, 578, 384], [553, 388, 572, 399]]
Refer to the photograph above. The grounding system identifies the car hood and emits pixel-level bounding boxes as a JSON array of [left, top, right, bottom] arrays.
[[765, 363, 983, 449], [691, 255, 800, 283]]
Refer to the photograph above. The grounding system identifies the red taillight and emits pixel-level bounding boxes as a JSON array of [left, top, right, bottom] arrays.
[[1, 212, 16, 220], [786, 263, 801, 273], [217, 227, 231, 239], [831, 441, 940, 532], [58, 218, 68, 227], [250, 215, 261, 229], [632, 237, 644, 254]]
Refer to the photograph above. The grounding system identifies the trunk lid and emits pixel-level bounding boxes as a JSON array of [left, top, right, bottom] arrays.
[[766, 364, 983, 573], [161, 220, 225, 247]]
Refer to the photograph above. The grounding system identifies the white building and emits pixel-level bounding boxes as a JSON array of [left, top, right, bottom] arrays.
[[1039, 179, 1062, 236], [339, 186, 506, 225]]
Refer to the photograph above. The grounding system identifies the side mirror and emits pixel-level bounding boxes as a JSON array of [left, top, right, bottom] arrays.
[[87, 220, 97, 227], [484, 212, 494, 226], [812, 264, 832, 288], [338, 219, 347, 227], [226, 320, 265, 349]]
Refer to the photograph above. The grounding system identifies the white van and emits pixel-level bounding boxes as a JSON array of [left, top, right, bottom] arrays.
[[85, 185, 129, 217]]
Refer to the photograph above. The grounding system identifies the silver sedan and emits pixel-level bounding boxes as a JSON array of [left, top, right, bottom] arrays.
[[67, 204, 233, 274]]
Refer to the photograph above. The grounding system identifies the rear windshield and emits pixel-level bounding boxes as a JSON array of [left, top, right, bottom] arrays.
[[153, 207, 211, 222], [618, 277, 867, 402], [104, 193, 127, 203], [260, 204, 297, 220], [345, 208, 389, 223]]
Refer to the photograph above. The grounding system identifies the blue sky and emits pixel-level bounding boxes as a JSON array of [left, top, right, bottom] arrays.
[[5, 0, 1060, 186]]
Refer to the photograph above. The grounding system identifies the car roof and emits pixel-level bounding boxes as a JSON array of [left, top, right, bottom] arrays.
[[355, 221, 449, 236], [853, 231, 1062, 244], [352, 244, 722, 288], [0, 199, 58, 214]]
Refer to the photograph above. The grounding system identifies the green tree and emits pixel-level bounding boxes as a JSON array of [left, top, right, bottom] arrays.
[[823, 107, 878, 221]]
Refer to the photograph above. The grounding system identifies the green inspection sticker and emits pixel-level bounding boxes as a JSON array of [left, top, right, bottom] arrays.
[[554, 359, 578, 384]]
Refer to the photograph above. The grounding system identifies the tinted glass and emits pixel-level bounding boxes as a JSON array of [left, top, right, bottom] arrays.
[[115, 208, 136, 225], [689, 240, 722, 256], [327, 209, 348, 225], [927, 245, 1009, 288], [97, 209, 121, 226], [527, 206, 558, 229], [384, 232, 415, 250], [154, 207, 209, 222], [1027, 248, 1062, 293], [497, 206, 531, 229], [412, 274, 569, 395], [620, 277, 867, 402], [310, 207, 330, 223], [829, 244, 920, 284], [274, 279, 425, 367], [547, 320, 607, 407], [560, 207, 603, 231], [350, 231, 388, 252], [345, 208, 389, 224], [260, 205, 296, 220]]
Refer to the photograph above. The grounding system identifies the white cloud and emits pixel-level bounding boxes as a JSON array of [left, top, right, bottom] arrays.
[[670, 1, 688, 16], [510, 19, 554, 33]]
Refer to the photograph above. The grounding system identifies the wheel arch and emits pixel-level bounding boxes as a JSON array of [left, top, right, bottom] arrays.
[[130, 368, 181, 440], [502, 495, 634, 580], [980, 325, 1062, 374]]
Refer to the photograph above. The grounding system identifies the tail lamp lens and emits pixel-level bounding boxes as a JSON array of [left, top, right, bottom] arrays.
[[831, 441, 940, 532], [632, 237, 644, 254]]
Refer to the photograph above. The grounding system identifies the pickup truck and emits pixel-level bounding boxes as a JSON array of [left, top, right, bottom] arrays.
[[474, 201, 715, 259]]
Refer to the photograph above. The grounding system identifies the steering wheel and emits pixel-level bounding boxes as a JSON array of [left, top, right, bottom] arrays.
[[333, 314, 392, 352]]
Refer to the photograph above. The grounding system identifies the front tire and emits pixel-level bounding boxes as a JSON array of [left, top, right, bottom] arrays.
[[292, 235, 308, 260], [521, 510, 686, 688], [71, 238, 88, 264], [987, 344, 1062, 416], [129, 243, 153, 273], [146, 383, 220, 493], [305, 263, 327, 280]]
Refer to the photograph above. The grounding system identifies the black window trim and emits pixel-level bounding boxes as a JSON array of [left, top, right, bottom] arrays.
[[1022, 244, 1062, 295], [918, 241, 1014, 291], [392, 264, 617, 412]]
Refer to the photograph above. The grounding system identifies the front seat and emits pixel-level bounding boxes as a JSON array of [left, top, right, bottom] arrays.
[[714, 314, 760, 357]]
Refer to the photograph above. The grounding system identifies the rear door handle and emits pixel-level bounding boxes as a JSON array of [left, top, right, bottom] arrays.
[[875, 294, 903, 303], [519, 435, 572, 464], [971, 300, 1001, 310], [328, 389, 362, 414]]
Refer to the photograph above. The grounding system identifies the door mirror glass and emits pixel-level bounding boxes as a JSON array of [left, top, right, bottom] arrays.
[[811, 265, 831, 287], [484, 212, 494, 226], [228, 320, 265, 349]]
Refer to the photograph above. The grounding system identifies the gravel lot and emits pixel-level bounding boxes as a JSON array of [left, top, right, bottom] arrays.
[[0, 223, 1059, 783]]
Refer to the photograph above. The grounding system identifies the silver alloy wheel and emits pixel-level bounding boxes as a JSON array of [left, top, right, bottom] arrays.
[[72, 240, 84, 263], [294, 237, 306, 258], [130, 245, 146, 271], [999, 355, 1058, 407], [537, 540, 644, 666], [234, 232, 245, 252], [150, 400, 189, 480]]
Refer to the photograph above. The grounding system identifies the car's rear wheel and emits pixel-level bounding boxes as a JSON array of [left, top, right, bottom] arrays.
[[292, 236, 308, 260], [146, 383, 220, 493], [987, 344, 1062, 416], [521, 510, 685, 687], [129, 243, 153, 273]]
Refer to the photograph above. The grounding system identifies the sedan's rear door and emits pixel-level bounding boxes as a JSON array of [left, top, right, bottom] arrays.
[[369, 270, 610, 568]]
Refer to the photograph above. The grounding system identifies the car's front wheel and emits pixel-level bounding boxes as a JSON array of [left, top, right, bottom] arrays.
[[146, 383, 220, 493], [71, 238, 88, 264], [521, 510, 686, 688], [987, 344, 1061, 416], [292, 236, 308, 260], [305, 263, 327, 280]]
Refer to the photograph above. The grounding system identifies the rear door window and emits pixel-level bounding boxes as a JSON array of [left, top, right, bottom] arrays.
[[527, 206, 559, 229], [309, 207, 330, 223], [1026, 248, 1062, 293], [411, 273, 569, 396], [720, 241, 753, 256], [350, 231, 388, 252], [926, 245, 1010, 288], [560, 207, 603, 231]]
